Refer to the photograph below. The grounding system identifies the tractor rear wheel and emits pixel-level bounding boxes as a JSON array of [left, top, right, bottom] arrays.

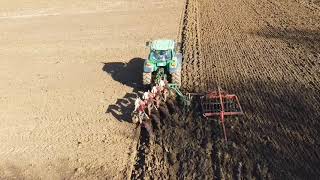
[[171, 72, 181, 87], [143, 72, 152, 86]]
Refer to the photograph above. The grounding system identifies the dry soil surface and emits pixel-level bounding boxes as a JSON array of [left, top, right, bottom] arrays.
[[2, 0, 320, 179], [0, 0, 184, 179]]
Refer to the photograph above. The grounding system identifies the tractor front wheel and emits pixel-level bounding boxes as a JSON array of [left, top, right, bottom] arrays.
[[171, 72, 181, 87], [143, 72, 152, 86]]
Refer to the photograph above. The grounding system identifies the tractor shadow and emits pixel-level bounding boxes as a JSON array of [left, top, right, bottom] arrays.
[[102, 58, 144, 89], [102, 58, 145, 122]]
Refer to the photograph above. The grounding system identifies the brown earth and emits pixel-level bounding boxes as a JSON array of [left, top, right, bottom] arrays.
[[0, 0, 184, 179], [195, 0, 320, 178], [1, 0, 319, 179], [132, 0, 320, 179]]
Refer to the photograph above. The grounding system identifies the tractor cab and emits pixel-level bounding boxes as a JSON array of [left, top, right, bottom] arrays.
[[148, 39, 175, 62], [149, 49, 172, 62]]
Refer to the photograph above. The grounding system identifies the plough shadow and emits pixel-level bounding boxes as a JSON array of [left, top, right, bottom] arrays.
[[102, 58, 144, 122], [106, 89, 142, 123]]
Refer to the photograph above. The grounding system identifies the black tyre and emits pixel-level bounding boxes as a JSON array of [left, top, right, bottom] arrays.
[[171, 72, 181, 87], [143, 72, 152, 86]]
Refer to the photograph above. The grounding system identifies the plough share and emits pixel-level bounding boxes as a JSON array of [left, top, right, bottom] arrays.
[[132, 80, 243, 141]]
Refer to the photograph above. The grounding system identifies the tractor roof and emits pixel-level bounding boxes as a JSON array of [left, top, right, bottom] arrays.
[[151, 39, 175, 50]]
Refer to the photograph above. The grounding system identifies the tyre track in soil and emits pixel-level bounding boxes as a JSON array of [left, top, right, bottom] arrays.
[[131, 0, 320, 179]]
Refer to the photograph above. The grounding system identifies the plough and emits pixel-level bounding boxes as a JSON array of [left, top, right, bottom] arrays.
[[132, 80, 243, 141], [134, 39, 243, 141]]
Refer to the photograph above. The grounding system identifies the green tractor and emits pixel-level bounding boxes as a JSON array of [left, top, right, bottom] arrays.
[[143, 39, 182, 87]]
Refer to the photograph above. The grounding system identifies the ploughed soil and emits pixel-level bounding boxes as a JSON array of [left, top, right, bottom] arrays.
[[131, 0, 320, 179]]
